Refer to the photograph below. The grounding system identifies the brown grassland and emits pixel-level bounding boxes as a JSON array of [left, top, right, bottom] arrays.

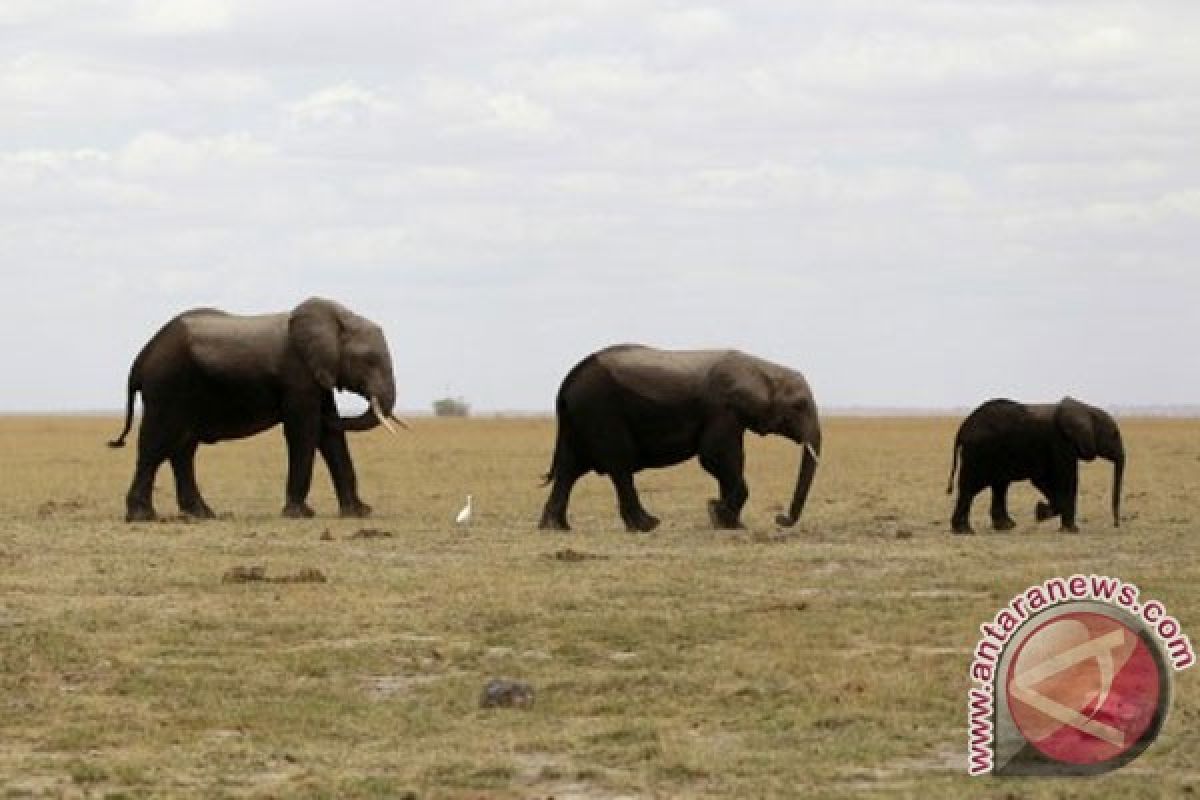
[[0, 415, 1197, 798]]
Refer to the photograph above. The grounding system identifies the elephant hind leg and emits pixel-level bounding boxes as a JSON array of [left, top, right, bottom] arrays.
[[540, 430, 590, 530], [171, 440, 215, 519], [611, 472, 659, 533], [124, 411, 175, 522], [951, 460, 985, 534], [542, 462, 583, 532]]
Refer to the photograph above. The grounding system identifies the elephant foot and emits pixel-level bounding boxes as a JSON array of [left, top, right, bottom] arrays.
[[339, 500, 373, 519], [125, 505, 157, 523], [707, 499, 744, 530], [1035, 502, 1057, 522], [951, 523, 975, 535], [538, 511, 571, 532], [1059, 523, 1080, 534], [282, 502, 316, 519], [991, 517, 1016, 532], [180, 501, 216, 520], [622, 512, 660, 534]]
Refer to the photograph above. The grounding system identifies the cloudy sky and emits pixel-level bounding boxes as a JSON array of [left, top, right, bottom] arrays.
[[4, 1, 1198, 412]]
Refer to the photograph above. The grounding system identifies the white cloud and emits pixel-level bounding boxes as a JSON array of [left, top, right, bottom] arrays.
[[485, 92, 562, 137], [286, 82, 396, 127], [180, 69, 271, 103], [117, 131, 275, 177], [0, 53, 172, 113], [654, 7, 733, 41], [3, 2, 1200, 410], [124, 0, 234, 35]]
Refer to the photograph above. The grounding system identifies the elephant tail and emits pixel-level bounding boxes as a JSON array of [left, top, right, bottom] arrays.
[[541, 413, 565, 486], [541, 383, 575, 486], [107, 373, 140, 449], [946, 442, 960, 494]]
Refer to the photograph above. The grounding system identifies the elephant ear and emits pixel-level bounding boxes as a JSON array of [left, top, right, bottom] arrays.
[[713, 357, 774, 431], [1056, 396, 1097, 461], [288, 297, 343, 390]]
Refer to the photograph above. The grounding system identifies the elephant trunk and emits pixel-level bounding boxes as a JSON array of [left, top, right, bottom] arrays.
[[336, 406, 383, 432], [1110, 447, 1124, 528], [775, 433, 821, 528]]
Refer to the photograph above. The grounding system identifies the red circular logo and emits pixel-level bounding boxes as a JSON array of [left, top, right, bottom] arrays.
[[1005, 611, 1163, 766]]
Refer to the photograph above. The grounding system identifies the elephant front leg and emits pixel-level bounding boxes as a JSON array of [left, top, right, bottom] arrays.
[[989, 482, 1016, 531], [611, 472, 659, 533], [282, 417, 318, 518], [1056, 461, 1080, 533], [319, 429, 371, 518], [699, 431, 747, 530]]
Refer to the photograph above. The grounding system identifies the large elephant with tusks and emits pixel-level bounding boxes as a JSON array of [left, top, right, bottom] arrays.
[[538, 344, 821, 532], [109, 297, 405, 521]]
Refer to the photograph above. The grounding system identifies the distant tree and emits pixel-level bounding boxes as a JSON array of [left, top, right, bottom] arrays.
[[432, 396, 470, 417]]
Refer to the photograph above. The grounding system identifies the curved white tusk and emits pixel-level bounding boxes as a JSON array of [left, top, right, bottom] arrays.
[[389, 414, 411, 432], [370, 396, 399, 435], [805, 442, 820, 464]]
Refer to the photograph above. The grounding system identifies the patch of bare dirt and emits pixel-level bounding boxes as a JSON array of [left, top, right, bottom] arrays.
[[221, 566, 327, 584], [36, 498, 87, 517], [271, 567, 327, 584], [349, 528, 393, 539], [222, 565, 266, 583], [546, 548, 609, 562], [744, 600, 809, 614], [513, 753, 638, 800], [364, 673, 447, 699]]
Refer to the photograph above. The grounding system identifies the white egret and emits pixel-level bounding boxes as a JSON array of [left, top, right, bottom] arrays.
[[456, 494, 473, 526]]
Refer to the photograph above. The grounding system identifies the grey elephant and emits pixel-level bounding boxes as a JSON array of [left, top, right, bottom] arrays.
[[947, 397, 1125, 534], [109, 297, 404, 521], [538, 344, 821, 532]]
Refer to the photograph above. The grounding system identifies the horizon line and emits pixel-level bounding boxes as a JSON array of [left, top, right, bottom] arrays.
[[4, 405, 1200, 419]]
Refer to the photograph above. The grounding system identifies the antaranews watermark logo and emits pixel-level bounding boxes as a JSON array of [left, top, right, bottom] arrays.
[[967, 575, 1194, 777]]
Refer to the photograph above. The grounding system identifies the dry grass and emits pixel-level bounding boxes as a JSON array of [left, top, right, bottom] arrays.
[[0, 415, 1197, 798]]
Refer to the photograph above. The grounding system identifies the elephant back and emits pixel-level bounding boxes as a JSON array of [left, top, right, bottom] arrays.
[[183, 312, 290, 381], [957, 398, 1026, 444], [595, 346, 730, 406]]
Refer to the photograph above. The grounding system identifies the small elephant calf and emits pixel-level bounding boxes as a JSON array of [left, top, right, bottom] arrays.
[[947, 397, 1125, 534]]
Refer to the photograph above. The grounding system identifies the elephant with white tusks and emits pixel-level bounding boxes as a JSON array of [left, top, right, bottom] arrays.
[[947, 397, 1125, 534], [109, 297, 406, 522], [538, 344, 821, 533]]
